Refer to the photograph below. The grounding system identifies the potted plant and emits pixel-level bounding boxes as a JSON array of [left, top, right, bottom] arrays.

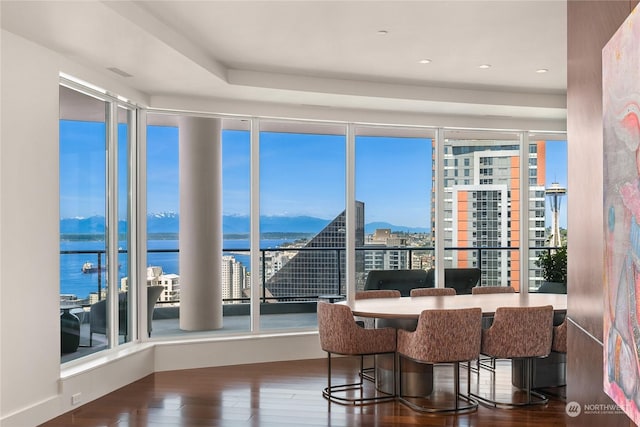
[[535, 245, 567, 293]]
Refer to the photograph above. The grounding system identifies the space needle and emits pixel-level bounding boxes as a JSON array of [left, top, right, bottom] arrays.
[[546, 182, 567, 248]]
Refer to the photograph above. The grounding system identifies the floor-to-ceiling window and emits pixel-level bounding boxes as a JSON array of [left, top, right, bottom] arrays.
[[59, 82, 135, 362], [440, 129, 522, 289], [355, 126, 434, 288], [146, 114, 252, 337], [527, 133, 568, 291], [61, 78, 568, 352], [258, 120, 346, 330]]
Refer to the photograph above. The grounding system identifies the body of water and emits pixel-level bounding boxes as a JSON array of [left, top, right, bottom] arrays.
[[60, 239, 292, 299]]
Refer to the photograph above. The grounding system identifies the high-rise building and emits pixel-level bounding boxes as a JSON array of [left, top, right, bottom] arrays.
[[432, 140, 547, 290], [364, 228, 410, 271], [221, 255, 247, 304], [121, 266, 180, 303], [265, 201, 365, 298]]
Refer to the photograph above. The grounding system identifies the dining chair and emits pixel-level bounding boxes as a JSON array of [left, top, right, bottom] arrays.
[[410, 287, 456, 297], [471, 285, 516, 294], [354, 289, 401, 381], [470, 305, 554, 407], [317, 301, 397, 405], [355, 289, 402, 299], [552, 317, 567, 353], [397, 307, 482, 413], [470, 285, 516, 371]]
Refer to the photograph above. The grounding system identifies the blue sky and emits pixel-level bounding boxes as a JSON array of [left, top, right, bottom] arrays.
[[61, 121, 567, 229]]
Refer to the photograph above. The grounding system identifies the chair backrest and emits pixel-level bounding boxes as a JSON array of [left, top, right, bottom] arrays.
[[317, 302, 357, 354], [90, 292, 128, 336], [482, 305, 553, 358], [551, 317, 567, 353], [317, 301, 396, 355], [471, 285, 516, 295], [356, 289, 401, 299], [403, 308, 482, 363], [364, 269, 429, 296], [410, 287, 456, 297]]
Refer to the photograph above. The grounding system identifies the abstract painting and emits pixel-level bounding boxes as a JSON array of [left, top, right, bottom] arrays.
[[603, 6, 640, 424]]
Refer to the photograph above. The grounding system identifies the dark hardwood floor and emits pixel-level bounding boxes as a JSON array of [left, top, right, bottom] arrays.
[[41, 358, 569, 426]]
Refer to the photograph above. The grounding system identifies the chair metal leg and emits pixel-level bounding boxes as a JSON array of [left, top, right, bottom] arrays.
[[397, 356, 478, 414], [470, 357, 549, 408], [360, 354, 376, 383], [322, 352, 395, 405]]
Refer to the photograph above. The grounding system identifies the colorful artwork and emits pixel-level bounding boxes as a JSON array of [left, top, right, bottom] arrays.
[[603, 6, 640, 424]]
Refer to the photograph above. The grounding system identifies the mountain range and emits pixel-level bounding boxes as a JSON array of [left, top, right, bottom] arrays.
[[60, 213, 429, 235]]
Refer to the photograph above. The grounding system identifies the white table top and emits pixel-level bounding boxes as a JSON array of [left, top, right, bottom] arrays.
[[341, 292, 567, 319]]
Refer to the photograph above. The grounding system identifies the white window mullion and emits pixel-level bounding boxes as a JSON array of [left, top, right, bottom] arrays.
[[250, 118, 261, 333], [106, 101, 120, 347], [137, 108, 148, 341], [345, 123, 356, 305], [435, 128, 445, 287], [520, 132, 530, 294], [125, 107, 138, 342]]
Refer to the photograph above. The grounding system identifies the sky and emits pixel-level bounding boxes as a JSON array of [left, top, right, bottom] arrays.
[[60, 121, 568, 230]]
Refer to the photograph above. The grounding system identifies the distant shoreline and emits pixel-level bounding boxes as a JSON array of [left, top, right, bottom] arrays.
[[60, 232, 316, 242]]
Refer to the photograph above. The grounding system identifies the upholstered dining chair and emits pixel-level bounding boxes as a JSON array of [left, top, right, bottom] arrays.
[[410, 287, 456, 297], [397, 307, 482, 413], [552, 317, 567, 353], [317, 301, 397, 405], [470, 305, 554, 407], [355, 289, 401, 299], [471, 285, 516, 294], [353, 289, 401, 381], [470, 285, 516, 370]]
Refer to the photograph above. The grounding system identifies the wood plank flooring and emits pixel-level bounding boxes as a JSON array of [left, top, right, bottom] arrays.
[[40, 358, 569, 426]]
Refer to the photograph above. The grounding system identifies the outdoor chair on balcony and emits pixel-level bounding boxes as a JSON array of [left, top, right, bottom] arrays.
[[317, 301, 397, 405], [364, 269, 429, 296], [397, 307, 482, 413], [410, 287, 456, 297], [443, 268, 482, 294], [89, 285, 164, 346], [470, 305, 554, 407]]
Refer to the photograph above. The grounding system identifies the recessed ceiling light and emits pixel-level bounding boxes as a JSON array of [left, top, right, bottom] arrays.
[[377, 30, 388, 35], [478, 64, 491, 69], [536, 68, 549, 73], [418, 59, 432, 64]]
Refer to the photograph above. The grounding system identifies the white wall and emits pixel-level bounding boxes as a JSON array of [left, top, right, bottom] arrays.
[[0, 30, 325, 427], [1, 30, 62, 424]]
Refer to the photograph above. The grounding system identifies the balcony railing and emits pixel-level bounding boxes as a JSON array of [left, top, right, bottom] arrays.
[[61, 245, 560, 307]]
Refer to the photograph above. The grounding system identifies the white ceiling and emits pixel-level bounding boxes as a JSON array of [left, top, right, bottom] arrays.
[[1, 0, 567, 127]]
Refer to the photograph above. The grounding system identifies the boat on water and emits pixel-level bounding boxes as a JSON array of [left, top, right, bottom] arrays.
[[81, 262, 103, 273], [82, 262, 120, 274]]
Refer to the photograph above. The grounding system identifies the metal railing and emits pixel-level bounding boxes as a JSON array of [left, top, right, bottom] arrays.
[[61, 245, 560, 306]]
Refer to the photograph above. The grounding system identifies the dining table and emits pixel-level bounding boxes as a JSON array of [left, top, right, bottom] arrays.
[[338, 291, 568, 396], [342, 292, 567, 319]]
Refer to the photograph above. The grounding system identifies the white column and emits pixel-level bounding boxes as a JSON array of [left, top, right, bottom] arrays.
[[179, 116, 223, 330]]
